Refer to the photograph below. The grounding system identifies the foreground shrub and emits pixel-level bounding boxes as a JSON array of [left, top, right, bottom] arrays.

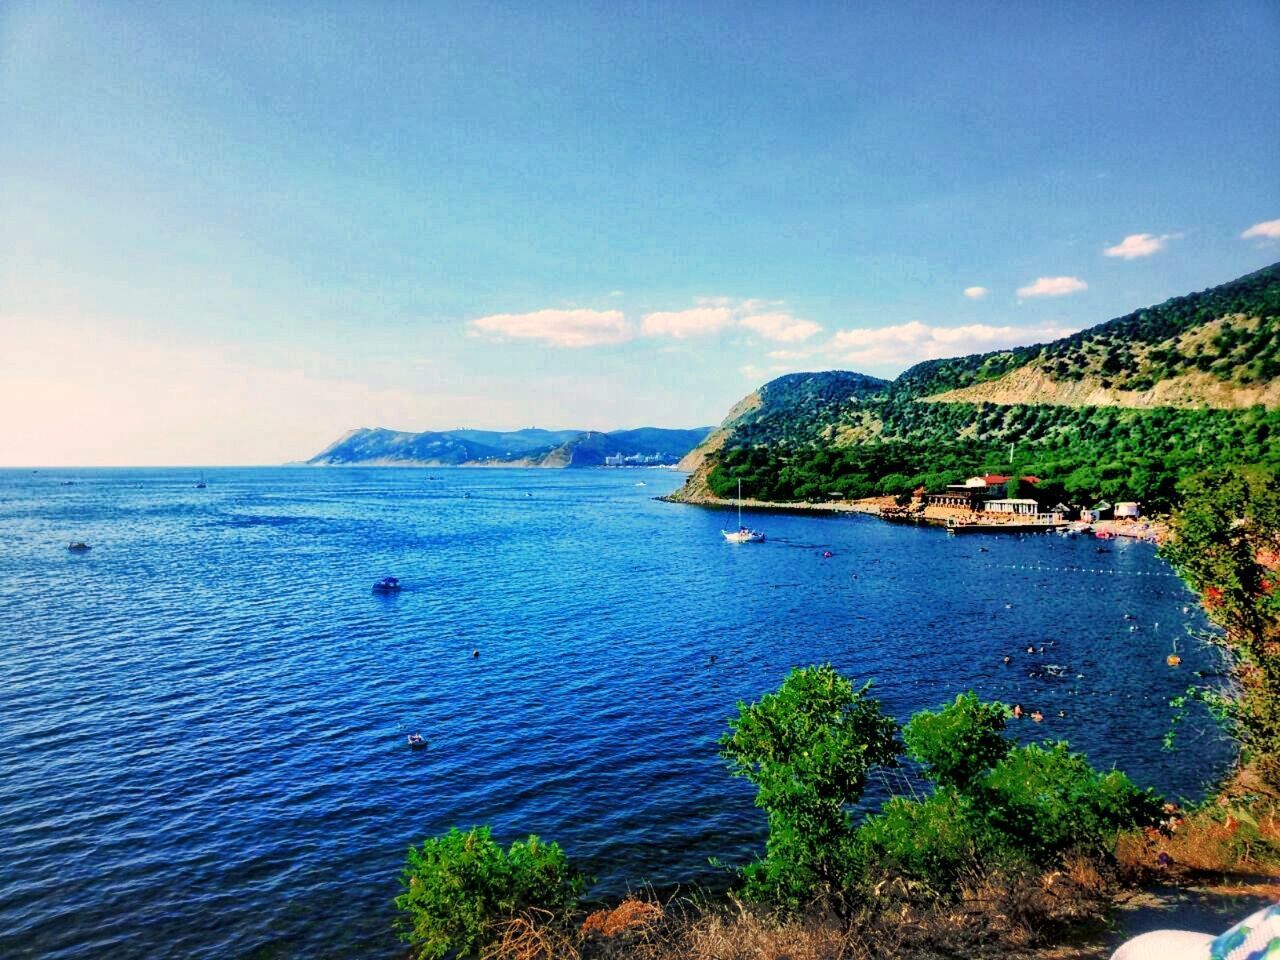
[[396, 826, 584, 959], [719, 664, 900, 911], [980, 742, 1164, 861], [855, 788, 996, 893], [860, 692, 1162, 893], [904, 692, 1010, 790]]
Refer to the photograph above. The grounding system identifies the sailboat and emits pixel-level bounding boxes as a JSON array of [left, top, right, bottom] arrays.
[[722, 480, 765, 543]]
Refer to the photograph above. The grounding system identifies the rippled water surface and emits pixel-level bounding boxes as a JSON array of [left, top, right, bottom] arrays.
[[0, 467, 1231, 958]]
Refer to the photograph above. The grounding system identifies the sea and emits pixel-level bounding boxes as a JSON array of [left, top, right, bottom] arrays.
[[0, 467, 1232, 959]]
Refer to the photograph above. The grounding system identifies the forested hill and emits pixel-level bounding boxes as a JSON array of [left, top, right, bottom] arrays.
[[898, 261, 1280, 406], [673, 262, 1280, 509], [307, 426, 712, 467]]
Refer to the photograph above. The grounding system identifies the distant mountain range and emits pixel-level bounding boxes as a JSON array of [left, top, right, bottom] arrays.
[[308, 426, 713, 468], [673, 261, 1280, 509]]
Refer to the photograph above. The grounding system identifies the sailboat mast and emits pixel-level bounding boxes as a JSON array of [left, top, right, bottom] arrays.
[[737, 479, 743, 528]]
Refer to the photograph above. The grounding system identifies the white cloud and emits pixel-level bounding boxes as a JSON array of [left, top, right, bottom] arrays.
[[641, 306, 735, 339], [1103, 233, 1175, 259], [825, 320, 1077, 371], [1016, 276, 1088, 298], [963, 286, 989, 300], [1242, 219, 1280, 240], [470, 308, 630, 347], [739, 311, 822, 343]]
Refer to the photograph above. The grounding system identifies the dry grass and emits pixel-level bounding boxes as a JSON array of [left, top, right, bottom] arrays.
[[1115, 800, 1280, 877], [581, 896, 665, 939], [481, 863, 1117, 960], [483, 909, 581, 960], [1114, 769, 1280, 880]]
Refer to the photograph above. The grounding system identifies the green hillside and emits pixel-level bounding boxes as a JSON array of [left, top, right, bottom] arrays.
[[678, 262, 1280, 511]]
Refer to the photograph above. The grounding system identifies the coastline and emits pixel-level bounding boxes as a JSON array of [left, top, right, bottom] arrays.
[[660, 491, 1165, 540]]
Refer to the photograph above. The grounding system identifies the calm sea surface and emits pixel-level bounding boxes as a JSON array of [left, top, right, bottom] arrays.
[[0, 467, 1231, 958]]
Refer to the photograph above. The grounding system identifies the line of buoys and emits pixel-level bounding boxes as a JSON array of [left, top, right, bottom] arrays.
[[985, 563, 1176, 578]]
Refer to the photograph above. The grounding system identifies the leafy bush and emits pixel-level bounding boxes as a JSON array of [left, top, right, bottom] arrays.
[[904, 692, 1010, 790], [396, 826, 585, 959], [720, 665, 900, 911], [861, 692, 1162, 892], [855, 788, 993, 891], [979, 743, 1164, 861]]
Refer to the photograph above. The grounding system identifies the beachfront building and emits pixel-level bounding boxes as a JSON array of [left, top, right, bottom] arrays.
[[984, 498, 1040, 515], [1048, 502, 1072, 520], [1081, 501, 1113, 522], [1114, 501, 1141, 518], [925, 474, 1040, 511]]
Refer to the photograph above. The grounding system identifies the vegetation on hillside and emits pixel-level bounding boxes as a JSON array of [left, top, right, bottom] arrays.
[[685, 263, 1280, 510], [709, 403, 1280, 510], [892, 261, 1280, 397]]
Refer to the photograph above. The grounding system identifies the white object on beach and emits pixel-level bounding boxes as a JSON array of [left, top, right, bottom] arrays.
[[1111, 902, 1280, 960], [1110, 930, 1213, 960]]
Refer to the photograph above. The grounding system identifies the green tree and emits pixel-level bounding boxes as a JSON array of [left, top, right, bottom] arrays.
[[396, 826, 585, 959], [904, 692, 1010, 790], [720, 665, 901, 912], [1161, 467, 1280, 785]]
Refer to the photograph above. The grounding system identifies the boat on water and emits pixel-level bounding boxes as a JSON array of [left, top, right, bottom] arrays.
[[372, 576, 402, 593], [67, 541, 91, 552], [407, 733, 427, 748], [195, 471, 207, 489], [722, 480, 765, 543]]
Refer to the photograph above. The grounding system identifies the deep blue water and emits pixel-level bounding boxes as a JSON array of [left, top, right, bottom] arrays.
[[0, 467, 1231, 959]]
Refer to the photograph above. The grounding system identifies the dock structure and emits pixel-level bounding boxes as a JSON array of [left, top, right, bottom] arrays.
[[944, 515, 1069, 533]]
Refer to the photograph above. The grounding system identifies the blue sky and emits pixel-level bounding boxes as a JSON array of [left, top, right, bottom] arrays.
[[2, 0, 1278, 464]]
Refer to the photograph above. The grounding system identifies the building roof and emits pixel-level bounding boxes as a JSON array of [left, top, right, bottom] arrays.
[[987, 498, 1041, 505], [982, 474, 1010, 484]]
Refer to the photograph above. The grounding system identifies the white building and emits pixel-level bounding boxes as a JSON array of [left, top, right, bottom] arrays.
[[984, 498, 1040, 515], [1114, 501, 1141, 518]]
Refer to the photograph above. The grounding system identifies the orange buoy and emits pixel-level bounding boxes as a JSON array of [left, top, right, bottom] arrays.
[[1167, 654, 1181, 667]]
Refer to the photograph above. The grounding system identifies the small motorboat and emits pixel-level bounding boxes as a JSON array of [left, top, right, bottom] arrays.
[[67, 541, 91, 552], [372, 576, 402, 594], [406, 733, 427, 748]]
